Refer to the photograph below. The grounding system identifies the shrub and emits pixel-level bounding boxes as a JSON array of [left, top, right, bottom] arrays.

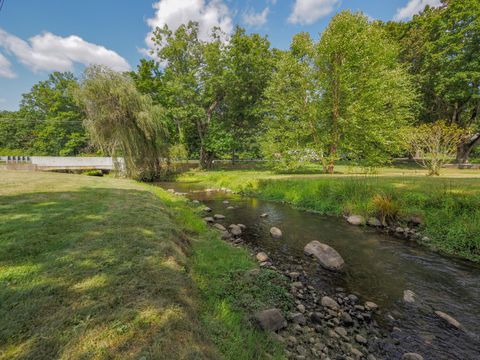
[[83, 169, 104, 177], [405, 121, 464, 176]]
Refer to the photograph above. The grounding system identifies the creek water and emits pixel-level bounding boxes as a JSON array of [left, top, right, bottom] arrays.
[[159, 181, 480, 360]]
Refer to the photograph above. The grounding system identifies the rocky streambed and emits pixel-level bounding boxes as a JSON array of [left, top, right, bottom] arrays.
[[161, 183, 480, 360]]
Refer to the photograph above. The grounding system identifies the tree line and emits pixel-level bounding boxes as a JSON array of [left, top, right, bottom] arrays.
[[1, 1, 478, 179]]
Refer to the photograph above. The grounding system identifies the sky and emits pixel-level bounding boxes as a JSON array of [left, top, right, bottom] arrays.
[[0, 0, 441, 111]]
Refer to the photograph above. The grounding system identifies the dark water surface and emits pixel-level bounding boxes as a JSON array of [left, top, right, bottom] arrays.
[[159, 181, 480, 360]]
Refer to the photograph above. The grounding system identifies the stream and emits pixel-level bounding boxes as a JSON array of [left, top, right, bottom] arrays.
[[159, 181, 480, 360]]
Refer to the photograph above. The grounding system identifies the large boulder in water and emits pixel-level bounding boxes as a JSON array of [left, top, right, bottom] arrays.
[[304, 241, 345, 271], [270, 227, 282, 238], [435, 310, 462, 329], [229, 224, 242, 236], [403, 290, 417, 304]]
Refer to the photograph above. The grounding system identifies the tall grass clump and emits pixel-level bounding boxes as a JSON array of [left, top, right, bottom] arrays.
[[371, 193, 400, 225]]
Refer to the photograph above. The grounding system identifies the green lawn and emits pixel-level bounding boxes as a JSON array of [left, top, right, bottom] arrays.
[[0, 171, 286, 360], [178, 167, 480, 262]]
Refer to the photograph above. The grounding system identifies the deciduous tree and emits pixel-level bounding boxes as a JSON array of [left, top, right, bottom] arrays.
[[262, 34, 321, 171], [76, 66, 170, 181], [316, 11, 416, 173]]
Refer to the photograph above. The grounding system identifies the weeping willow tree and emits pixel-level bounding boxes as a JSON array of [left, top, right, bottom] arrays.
[[76, 66, 170, 181]]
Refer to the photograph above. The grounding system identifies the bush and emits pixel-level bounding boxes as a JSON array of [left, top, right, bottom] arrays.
[[83, 169, 104, 177]]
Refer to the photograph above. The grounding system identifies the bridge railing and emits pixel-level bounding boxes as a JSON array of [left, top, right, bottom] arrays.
[[0, 156, 32, 163]]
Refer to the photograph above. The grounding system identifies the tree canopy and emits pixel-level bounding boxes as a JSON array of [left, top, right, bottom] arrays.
[[384, 0, 480, 162], [0, 72, 88, 155]]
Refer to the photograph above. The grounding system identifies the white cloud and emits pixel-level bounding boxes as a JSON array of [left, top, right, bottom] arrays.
[[243, 7, 270, 27], [0, 52, 15, 78], [144, 0, 233, 52], [0, 98, 6, 103], [0, 28, 130, 74], [288, 0, 340, 25], [393, 0, 442, 21]]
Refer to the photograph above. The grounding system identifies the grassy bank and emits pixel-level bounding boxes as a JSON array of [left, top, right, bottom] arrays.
[[178, 169, 480, 263], [0, 171, 288, 359]]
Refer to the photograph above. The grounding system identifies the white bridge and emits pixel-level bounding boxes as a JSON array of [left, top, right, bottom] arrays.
[[0, 156, 124, 171]]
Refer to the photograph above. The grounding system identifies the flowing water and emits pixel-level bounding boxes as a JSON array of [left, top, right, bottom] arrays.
[[159, 181, 480, 360]]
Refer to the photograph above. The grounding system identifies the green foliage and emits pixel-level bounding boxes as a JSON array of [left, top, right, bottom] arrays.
[[148, 23, 273, 168], [4, 1, 480, 170], [150, 22, 224, 168], [217, 27, 274, 162], [82, 169, 104, 177], [0, 72, 88, 155], [385, 0, 480, 162], [406, 120, 465, 175], [316, 11, 417, 172], [261, 12, 416, 174], [0, 112, 36, 154], [76, 66, 171, 181], [129, 59, 164, 102], [262, 34, 321, 172]]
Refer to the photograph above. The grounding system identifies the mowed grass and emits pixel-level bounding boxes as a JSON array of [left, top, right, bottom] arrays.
[[0, 171, 286, 360], [178, 167, 480, 262]]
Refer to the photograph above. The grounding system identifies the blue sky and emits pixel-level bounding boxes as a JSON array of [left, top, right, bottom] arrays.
[[0, 0, 440, 111]]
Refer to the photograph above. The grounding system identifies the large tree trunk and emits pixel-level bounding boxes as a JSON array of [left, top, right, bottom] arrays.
[[199, 147, 214, 169], [197, 98, 221, 170], [328, 144, 337, 174], [456, 132, 480, 164]]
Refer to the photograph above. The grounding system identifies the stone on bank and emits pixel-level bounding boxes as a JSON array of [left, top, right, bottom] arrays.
[[256, 252, 270, 263], [254, 308, 287, 332], [347, 215, 365, 226]]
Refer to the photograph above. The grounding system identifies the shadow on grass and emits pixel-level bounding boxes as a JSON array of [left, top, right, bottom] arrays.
[[0, 187, 219, 360]]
